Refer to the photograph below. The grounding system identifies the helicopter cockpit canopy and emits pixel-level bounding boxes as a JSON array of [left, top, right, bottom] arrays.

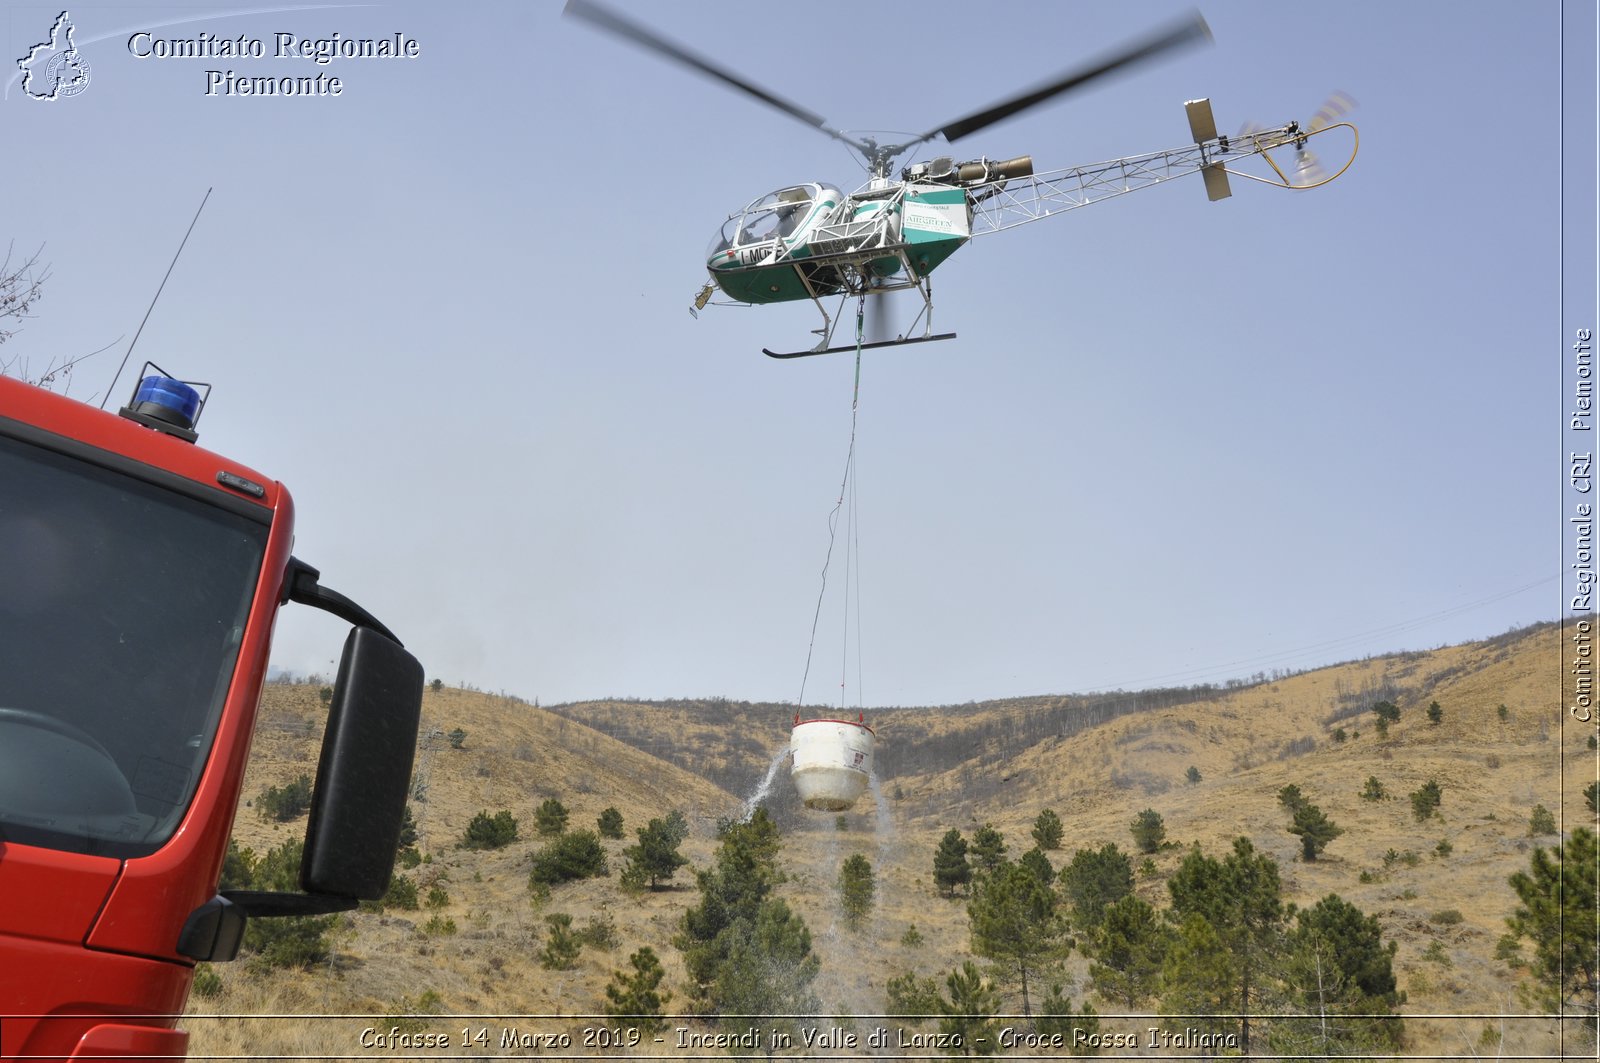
[[707, 183, 843, 261]]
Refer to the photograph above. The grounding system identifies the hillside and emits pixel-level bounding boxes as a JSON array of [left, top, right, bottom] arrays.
[[186, 622, 1586, 1058]]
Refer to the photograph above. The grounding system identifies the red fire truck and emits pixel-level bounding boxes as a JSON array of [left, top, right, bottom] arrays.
[[0, 370, 424, 1059]]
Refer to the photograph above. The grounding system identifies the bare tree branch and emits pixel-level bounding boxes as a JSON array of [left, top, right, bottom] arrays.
[[0, 242, 50, 347]]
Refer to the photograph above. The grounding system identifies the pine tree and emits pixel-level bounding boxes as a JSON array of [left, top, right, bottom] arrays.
[[968, 860, 1066, 1019], [886, 971, 943, 1028], [1287, 800, 1344, 861], [1277, 783, 1308, 814], [1159, 913, 1236, 1042], [1507, 827, 1600, 1024], [395, 805, 418, 848], [539, 913, 581, 970], [1409, 780, 1443, 821], [1019, 846, 1055, 890], [1271, 894, 1404, 1055], [1035, 983, 1099, 1052], [604, 947, 672, 1035], [597, 807, 625, 839], [970, 823, 1008, 874], [1088, 894, 1169, 1008], [535, 797, 570, 836], [1130, 809, 1166, 854], [1167, 838, 1286, 1054], [1032, 808, 1065, 850], [938, 962, 1001, 1056], [1059, 842, 1134, 930], [839, 853, 876, 930], [713, 898, 821, 1044], [463, 809, 519, 849], [933, 828, 973, 897], [622, 816, 690, 890], [528, 830, 609, 885], [674, 808, 793, 1010], [230, 838, 336, 969]]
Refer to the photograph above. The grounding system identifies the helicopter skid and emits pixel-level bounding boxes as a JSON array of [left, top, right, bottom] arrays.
[[763, 332, 957, 360]]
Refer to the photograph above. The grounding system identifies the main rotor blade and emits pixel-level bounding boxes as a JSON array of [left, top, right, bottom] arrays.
[[926, 10, 1213, 143], [564, 0, 866, 153]]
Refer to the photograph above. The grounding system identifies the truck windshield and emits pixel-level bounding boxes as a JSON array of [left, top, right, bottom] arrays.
[[0, 434, 267, 858]]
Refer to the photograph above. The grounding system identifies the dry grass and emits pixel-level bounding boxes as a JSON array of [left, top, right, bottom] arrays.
[[186, 623, 1586, 1059]]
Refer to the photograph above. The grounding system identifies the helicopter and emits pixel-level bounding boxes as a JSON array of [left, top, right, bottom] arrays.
[[565, 1, 1357, 359]]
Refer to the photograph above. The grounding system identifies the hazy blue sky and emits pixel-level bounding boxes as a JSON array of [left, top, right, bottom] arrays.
[[3, 2, 1589, 708]]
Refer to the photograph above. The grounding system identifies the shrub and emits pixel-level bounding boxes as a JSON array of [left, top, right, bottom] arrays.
[[529, 829, 609, 886], [420, 915, 456, 936], [885, 971, 943, 1026], [1431, 909, 1464, 925], [447, 727, 467, 749], [1529, 804, 1557, 836], [578, 908, 619, 950], [535, 798, 570, 836], [230, 837, 337, 969], [597, 807, 625, 839], [1185, 766, 1202, 785], [1360, 776, 1388, 802], [540, 913, 581, 970], [1409, 780, 1442, 821], [257, 775, 313, 822], [381, 875, 419, 911], [1130, 809, 1166, 854], [190, 964, 223, 998], [463, 809, 518, 850], [1032, 809, 1064, 850]]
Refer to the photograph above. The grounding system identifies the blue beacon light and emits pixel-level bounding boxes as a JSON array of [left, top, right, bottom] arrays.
[[131, 376, 201, 429], [117, 368, 208, 442]]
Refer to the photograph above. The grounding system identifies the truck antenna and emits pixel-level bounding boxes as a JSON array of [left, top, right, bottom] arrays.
[[101, 186, 213, 410]]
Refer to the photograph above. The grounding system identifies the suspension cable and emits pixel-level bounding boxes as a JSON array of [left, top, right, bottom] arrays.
[[797, 297, 867, 709]]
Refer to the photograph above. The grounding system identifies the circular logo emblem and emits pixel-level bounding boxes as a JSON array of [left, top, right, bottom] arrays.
[[44, 50, 91, 98]]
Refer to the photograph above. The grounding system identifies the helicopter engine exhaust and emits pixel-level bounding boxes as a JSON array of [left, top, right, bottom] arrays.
[[905, 154, 1033, 187]]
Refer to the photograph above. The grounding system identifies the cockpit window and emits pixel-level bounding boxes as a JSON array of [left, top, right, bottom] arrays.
[[0, 434, 266, 858], [706, 184, 842, 261]]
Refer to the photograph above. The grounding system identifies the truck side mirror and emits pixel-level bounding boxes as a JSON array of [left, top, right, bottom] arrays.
[[301, 625, 424, 900]]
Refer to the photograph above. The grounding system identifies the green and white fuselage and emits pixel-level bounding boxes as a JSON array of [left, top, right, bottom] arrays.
[[704, 180, 971, 306]]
